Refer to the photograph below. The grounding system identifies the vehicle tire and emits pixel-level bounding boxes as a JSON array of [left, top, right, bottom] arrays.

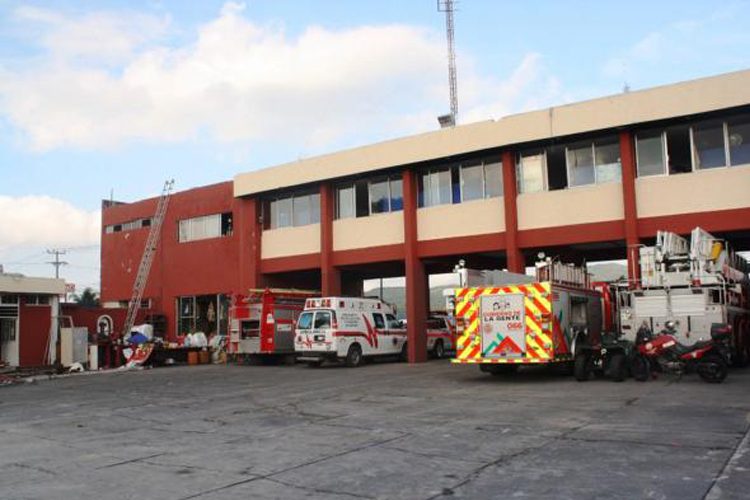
[[345, 344, 363, 368], [399, 343, 408, 362], [574, 352, 592, 382], [697, 353, 728, 383], [607, 352, 626, 382], [631, 354, 650, 382], [433, 340, 445, 359]]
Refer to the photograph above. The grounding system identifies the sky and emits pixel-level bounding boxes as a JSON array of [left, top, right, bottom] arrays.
[[1, 0, 749, 292]]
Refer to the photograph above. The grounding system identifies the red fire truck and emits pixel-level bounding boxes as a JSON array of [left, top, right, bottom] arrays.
[[227, 288, 317, 364]]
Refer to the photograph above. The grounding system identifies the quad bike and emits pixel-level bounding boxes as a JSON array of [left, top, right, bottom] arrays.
[[630, 321, 731, 384], [573, 327, 633, 382]]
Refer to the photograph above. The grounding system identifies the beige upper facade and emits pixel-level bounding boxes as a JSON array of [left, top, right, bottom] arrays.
[[0, 274, 66, 295], [235, 69, 750, 197]]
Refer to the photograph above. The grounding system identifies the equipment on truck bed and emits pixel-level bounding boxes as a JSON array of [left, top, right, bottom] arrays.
[[227, 288, 317, 363], [619, 227, 750, 365]]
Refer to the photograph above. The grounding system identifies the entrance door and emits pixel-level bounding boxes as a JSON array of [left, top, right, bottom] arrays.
[[0, 317, 19, 366], [480, 294, 526, 358]]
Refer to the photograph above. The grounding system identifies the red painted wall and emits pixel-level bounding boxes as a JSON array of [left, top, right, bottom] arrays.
[[61, 304, 147, 337], [101, 182, 247, 340], [19, 301, 52, 367]]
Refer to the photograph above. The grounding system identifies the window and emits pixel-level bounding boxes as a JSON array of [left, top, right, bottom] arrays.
[[369, 178, 390, 214], [567, 142, 595, 187], [372, 313, 386, 330], [666, 125, 692, 174], [269, 194, 319, 228], [636, 130, 666, 176], [1, 295, 19, 304], [594, 138, 622, 183], [313, 311, 332, 329], [25, 295, 50, 306], [386, 313, 400, 329], [297, 312, 313, 330], [336, 184, 355, 219], [484, 159, 503, 197], [390, 178, 403, 211], [728, 115, 750, 166], [104, 218, 151, 234], [692, 120, 726, 170], [517, 151, 546, 193], [460, 161, 484, 202], [0, 318, 16, 342], [178, 296, 196, 335], [421, 168, 452, 207], [178, 213, 231, 242]]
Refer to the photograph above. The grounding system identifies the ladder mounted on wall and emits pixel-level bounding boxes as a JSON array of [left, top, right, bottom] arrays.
[[121, 179, 174, 339]]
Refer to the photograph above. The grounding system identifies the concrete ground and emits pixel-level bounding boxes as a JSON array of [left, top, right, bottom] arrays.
[[0, 360, 748, 500]]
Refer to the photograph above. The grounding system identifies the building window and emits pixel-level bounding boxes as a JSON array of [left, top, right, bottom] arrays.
[[636, 130, 666, 177], [178, 212, 233, 242], [421, 167, 453, 207], [178, 296, 196, 335], [594, 137, 622, 183], [460, 161, 484, 202], [517, 151, 546, 193], [484, 159, 503, 197], [566, 138, 621, 187], [269, 193, 319, 229], [25, 295, 50, 306], [104, 218, 152, 235], [566, 142, 595, 187], [336, 184, 355, 219], [666, 125, 692, 174], [692, 120, 727, 170], [335, 176, 403, 218], [728, 114, 750, 166]]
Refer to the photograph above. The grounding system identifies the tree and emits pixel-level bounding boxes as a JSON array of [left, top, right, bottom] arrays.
[[74, 287, 100, 308]]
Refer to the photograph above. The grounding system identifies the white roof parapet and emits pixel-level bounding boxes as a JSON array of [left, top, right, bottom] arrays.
[[234, 69, 750, 197], [0, 274, 66, 295]]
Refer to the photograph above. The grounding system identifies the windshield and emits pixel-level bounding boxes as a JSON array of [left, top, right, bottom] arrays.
[[297, 312, 314, 330]]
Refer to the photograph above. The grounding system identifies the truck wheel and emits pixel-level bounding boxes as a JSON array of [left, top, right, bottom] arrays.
[[607, 352, 626, 382], [574, 353, 592, 382], [399, 343, 408, 362], [345, 344, 363, 368], [433, 340, 445, 359], [697, 353, 728, 383], [631, 354, 650, 382]]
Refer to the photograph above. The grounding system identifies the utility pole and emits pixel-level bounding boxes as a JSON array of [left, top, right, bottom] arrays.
[[46, 249, 68, 279], [437, 0, 458, 127]]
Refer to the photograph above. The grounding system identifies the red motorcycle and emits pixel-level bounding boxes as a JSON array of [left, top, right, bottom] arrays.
[[631, 321, 731, 383]]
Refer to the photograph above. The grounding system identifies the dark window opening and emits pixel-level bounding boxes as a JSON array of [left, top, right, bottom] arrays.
[[142, 218, 151, 227], [355, 181, 369, 218], [667, 126, 692, 174], [546, 145, 567, 190], [221, 212, 233, 236], [113, 224, 122, 232]]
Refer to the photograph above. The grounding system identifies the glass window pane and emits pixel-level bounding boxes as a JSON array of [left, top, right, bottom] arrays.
[[336, 185, 355, 219], [483, 160, 503, 197], [567, 143, 595, 186], [390, 178, 403, 211], [205, 214, 221, 238], [460, 162, 483, 202], [178, 220, 189, 242], [297, 312, 313, 330], [310, 193, 320, 223], [369, 178, 390, 214], [636, 131, 665, 176], [437, 169, 452, 205], [275, 197, 292, 228], [728, 115, 750, 166], [693, 121, 726, 169], [372, 313, 385, 330], [519, 152, 545, 193], [293, 196, 310, 226], [594, 139, 622, 183], [313, 311, 331, 329], [422, 169, 452, 207]]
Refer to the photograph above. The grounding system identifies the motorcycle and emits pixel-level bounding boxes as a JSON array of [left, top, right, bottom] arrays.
[[631, 321, 731, 383]]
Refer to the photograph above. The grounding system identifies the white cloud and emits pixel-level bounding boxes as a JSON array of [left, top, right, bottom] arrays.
[[0, 196, 100, 250], [0, 2, 565, 153]]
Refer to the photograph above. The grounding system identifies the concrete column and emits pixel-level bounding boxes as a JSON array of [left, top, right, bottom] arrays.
[[320, 183, 341, 296], [238, 196, 263, 290], [403, 169, 427, 363], [619, 131, 641, 288], [502, 150, 524, 272]]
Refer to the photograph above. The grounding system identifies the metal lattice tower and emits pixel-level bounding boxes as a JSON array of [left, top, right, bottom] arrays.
[[121, 179, 174, 338], [438, 0, 458, 125]]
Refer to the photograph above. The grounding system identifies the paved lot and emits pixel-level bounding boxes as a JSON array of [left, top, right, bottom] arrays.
[[1, 360, 748, 500]]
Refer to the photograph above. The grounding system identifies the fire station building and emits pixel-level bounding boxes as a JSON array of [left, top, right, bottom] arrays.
[[101, 70, 750, 362]]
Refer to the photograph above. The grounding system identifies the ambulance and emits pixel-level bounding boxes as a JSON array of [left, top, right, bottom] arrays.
[[294, 297, 406, 367], [425, 314, 455, 358]]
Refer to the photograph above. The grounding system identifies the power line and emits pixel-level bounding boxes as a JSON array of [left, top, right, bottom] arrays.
[[46, 249, 68, 279]]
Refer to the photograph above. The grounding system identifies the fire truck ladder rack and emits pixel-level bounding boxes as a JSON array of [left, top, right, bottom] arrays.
[[536, 260, 591, 289], [121, 179, 174, 339]]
